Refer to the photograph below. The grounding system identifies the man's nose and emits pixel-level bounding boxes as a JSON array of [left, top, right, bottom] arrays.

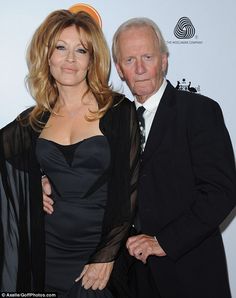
[[135, 59, 146, 74]]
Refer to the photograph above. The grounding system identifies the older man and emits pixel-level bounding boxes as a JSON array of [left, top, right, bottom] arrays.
[[112, 18, 236, 298]]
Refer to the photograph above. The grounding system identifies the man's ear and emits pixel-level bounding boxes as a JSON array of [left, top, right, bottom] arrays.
[[115, 63, 124, 80], [161, 54, 168, 75]]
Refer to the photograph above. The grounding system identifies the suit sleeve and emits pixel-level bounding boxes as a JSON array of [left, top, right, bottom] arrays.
[[157, 98, 236, 260]]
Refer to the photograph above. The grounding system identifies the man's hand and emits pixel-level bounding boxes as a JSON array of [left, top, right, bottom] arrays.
[[42, 176, 54, 214], [75, 262, 114, 290], [126, 234, 166, 263]]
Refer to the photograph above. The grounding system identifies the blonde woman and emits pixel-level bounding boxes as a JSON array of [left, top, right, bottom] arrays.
[[0, 10, 139, 297]]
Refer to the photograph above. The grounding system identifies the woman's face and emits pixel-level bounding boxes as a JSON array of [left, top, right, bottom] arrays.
[[49, 25, 90, 89]]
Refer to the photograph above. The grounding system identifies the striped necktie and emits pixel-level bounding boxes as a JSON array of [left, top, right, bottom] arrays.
[[137, 106, 146, 152]]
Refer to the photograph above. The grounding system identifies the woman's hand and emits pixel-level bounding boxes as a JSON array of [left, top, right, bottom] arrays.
[[75, 261, 114, 290], [42, 176, 54, 214]]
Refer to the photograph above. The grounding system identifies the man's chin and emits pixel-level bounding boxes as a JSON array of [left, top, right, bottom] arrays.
[[134, 89, 152, 98], [133, 87, 157, 102]]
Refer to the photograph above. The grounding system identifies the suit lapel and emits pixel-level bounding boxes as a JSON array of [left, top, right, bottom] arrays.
[[142, 81, 177, 165]]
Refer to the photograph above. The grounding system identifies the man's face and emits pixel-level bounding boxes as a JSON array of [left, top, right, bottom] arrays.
[[115, 26, 167, 103]]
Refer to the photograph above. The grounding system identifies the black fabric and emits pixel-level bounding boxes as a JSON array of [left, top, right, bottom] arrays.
[[0, 94, 140, 296], [0, 114, 44, 291], [36, 136, 111, 296], [134, 81, 236, 298], [53, 139, 83, 166], [128, 260, 161, 298], [65, 280, 113, 298], [52, 138, 109, 199]]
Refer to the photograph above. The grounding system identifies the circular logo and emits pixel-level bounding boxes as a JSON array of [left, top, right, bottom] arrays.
[[174, 17, 195, 39], [68, 3, 102, 27]]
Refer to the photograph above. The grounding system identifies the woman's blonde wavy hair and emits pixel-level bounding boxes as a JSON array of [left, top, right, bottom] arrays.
[[26, 9, 115, 130]]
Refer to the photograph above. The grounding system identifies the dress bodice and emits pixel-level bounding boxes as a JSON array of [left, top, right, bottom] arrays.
[[36, 135, 111, 202]]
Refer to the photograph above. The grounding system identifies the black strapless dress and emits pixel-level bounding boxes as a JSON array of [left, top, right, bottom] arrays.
[[36, 135, 113, 298]]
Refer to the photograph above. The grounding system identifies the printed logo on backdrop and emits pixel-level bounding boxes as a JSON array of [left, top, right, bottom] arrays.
[[176, 78, 201, 93], [69, 3, 102, 27], [167, 17, 203, 45], [174, 17, 195, 39]]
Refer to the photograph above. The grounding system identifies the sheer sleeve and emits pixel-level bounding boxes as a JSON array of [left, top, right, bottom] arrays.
[[0, 109, 44, 291], [0, 116, 32, 290], [88, 96, 140, 263]]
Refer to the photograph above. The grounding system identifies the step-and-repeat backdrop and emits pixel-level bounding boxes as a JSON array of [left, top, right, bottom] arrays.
[[1, 0, 236, 295]]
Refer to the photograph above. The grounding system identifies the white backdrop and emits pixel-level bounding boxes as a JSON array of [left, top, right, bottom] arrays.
[[1, 0, 236, 296]]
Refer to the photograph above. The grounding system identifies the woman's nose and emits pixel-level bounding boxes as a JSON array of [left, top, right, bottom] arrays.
[[66, 50, 76, 62]]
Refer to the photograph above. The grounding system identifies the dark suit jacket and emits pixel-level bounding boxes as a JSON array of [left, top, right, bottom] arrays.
[[137, 81, 236, 298]]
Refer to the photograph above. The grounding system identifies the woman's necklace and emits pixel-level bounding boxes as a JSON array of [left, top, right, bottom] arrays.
[[55, 94, 97, 118], [65, 108, 81, 118]]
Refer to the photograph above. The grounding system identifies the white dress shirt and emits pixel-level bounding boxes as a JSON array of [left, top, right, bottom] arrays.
[[134, 79, 167, 149]]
